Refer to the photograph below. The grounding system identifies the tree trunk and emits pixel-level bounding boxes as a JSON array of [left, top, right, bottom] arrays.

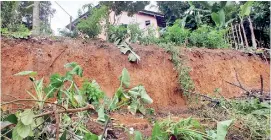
[[238, 24, 244, 49], [248, 16, 257, 49], [32, 1, 40, 36], [240, 18, 249, 48]]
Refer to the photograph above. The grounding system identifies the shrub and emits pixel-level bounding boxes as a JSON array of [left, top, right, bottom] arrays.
[[163, 20, 190, 45], [77, 6, 108, 38], [108, 24, 128, 42], [139, 25, 159, 45], [58, 28, 79, 38], [189, 25, 230, 49], [127, 23, 142, 43]]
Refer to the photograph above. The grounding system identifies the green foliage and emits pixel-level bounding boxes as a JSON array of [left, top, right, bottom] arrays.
[[58, 28, 79, 38], [81, 80, 105, 105], [1, 24, 31, 39], [109, 30, 141, 63], [158, 43, 194, 97], [77, 5, 108, 38], [206, 120, 233, 139], [157, 117, 210, 140], [99, 1, 149, 16], [139, 26, 159, 45], [4, 62, 154, 139], [189, 25, 229, 49], [108, 68, 153, 115], [108, 24, 128, 42], [163, 20, 190, 45], [127, 23, 142, 43]]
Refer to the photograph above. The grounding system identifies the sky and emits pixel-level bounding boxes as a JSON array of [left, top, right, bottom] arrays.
[[50, 1, 158, 35]]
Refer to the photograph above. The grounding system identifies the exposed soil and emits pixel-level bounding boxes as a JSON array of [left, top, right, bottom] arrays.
[[182, 48, 270, 98], [1, 38, 270, 139], [1, 38, 185, 111], [2, 38, 270, 110]]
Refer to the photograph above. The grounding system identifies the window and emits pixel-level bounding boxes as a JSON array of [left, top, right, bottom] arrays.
[[145, 20, 150, 26]]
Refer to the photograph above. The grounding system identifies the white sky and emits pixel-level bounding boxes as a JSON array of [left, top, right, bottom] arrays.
[[50, 1, 158, 35]]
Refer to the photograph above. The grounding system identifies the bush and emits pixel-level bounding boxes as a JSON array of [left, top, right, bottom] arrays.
[[189, 25, 230, 49], [58, 28, 79, 38], [163, 20, 190, 45], [108, 24, 128, 42], [139, 25, 158, 45], [127, 23, 142, 43], [77, 6, 108, 38]]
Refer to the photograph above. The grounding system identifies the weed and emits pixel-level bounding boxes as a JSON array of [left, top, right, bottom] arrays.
[[158, 43, 195, 97]]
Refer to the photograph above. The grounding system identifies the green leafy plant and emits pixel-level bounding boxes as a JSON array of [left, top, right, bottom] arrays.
[[80, 80, 105, 106], [163, 20, 190, 45], [77, 5, 108, 38], [157, 117, 211, 140], [189, 25, 229, 49], [206, 120, 233, 139], [1, 24, 31, 39], [108, 68, 153, 115]]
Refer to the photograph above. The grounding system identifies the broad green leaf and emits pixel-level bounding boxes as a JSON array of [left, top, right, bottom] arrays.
[[206, 130, 217, 139], [128, 53, 138, 62], [138, 105, 146, 115], [128, 86, 141, 98], [60, 130, 67, 140], [109, 95, 119, 111], [50, 74, 63, 88], [211, 9, 225, 27], [14, 71, 37, 76], [120, 46, 130, 54], [84, 132, 99, 140], [97, 106, 106, 122], [240, 1, 253, 17], [16, 121, 31, 138], [129, 51, 141, 62], [64, 62, 78, 68], [5, 114, 18, 124], [139, 86, 153, 104], [12, 127, 23, 140], [71, 65, 83, 77], [128, 100, 138, 115], [120, 68, 130, 88], [20, 109, 34, 125], [134, 131, 143, 140], [217, 120, 233, 140]]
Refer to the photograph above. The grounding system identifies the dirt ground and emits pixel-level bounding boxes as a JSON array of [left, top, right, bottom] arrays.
[[1, 38, 270, 110], [182, 48, 270, 98], [1, 38, 270, 139]]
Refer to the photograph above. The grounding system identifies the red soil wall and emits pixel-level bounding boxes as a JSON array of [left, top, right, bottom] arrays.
[[1, 38, 269, 111]]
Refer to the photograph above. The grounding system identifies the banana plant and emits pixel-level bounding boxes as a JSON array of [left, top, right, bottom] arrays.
[[199, 1, 235, 28]]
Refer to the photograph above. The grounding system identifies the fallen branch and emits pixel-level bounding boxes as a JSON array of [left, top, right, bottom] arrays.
[[34, 104, 94, 118], [54, 105, 60, 140], [101, 118, 110, 140], [1, 99, 67, 111]]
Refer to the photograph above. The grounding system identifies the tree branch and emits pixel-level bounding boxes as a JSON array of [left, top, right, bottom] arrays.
[[1, 99, 67, 111], [34, 104, 94, 118]]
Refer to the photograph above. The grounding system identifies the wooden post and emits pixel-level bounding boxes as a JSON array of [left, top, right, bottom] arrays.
[[238, 24, 244, 49], [231, 23, 237, 50], [235, 24, 241, 49], [248, 17, 257, 49], [240, 18, 249, 48]]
